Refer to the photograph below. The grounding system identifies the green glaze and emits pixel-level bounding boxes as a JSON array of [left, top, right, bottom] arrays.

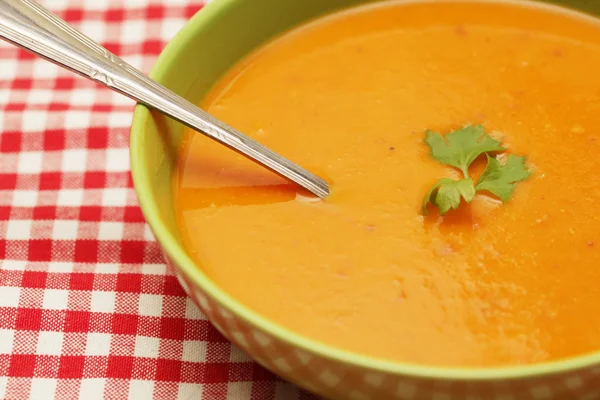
[[131, 0, 600, 383]]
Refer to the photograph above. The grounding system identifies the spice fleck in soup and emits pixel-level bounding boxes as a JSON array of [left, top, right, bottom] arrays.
[[174, 0, 600, 367]]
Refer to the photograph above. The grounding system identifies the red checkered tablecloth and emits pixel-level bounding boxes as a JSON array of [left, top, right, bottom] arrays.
[[0, 0, 319, 398]]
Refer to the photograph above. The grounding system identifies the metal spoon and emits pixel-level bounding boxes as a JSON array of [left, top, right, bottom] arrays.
[[0, 0, 330, 199]]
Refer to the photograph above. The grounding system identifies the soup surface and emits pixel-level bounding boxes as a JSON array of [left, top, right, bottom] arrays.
[[174, 0, 600, 367]]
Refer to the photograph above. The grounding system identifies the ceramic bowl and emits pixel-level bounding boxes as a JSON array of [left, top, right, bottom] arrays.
[[130, 0, 600, 398]]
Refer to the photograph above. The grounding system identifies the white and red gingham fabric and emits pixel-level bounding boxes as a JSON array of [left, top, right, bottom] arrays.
[[0, 0, 319, 398]]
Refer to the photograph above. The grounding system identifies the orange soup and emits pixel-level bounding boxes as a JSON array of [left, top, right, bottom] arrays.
[[174, 0, 600, 367]]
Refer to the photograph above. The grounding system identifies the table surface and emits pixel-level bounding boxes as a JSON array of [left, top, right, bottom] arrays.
[[0, 0, 320, 398]]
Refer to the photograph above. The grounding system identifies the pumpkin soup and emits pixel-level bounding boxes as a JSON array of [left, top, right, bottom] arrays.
[[174, 0, 600, 367]]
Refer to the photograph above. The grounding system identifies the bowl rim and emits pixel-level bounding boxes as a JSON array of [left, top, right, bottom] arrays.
[[130, 0, 600, 381]]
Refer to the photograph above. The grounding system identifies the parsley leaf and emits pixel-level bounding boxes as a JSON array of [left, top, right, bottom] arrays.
[[425, 125, 504, 176], [475, 154, 530, 202], [422, 178, 476, 215], [421, 125, 529, 216]]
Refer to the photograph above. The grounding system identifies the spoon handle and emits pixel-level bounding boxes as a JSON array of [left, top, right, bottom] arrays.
[[0, 0, 330, 199]]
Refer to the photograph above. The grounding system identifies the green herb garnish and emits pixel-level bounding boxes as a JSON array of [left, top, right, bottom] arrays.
[[475, 154, 530, 202], [425, 125, 504, 177], [422, 177, 476, 215], [422, 125, 530, 215]]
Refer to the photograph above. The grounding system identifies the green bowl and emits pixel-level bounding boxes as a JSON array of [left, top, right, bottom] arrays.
[[130, 0, 600, 398]]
